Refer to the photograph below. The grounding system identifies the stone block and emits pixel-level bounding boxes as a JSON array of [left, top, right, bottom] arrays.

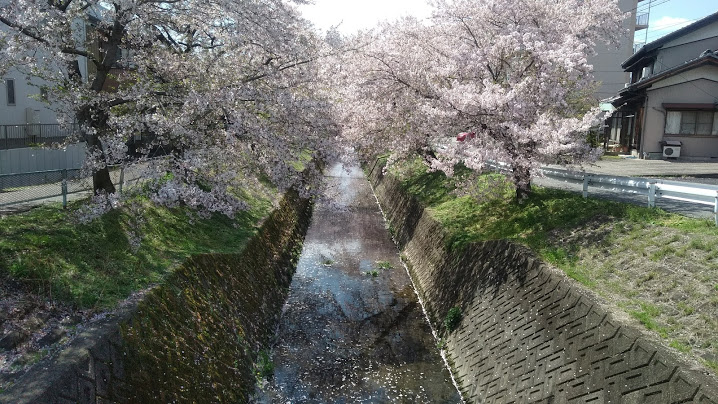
[[608, 329, 635, 357], [555, 362, 578, 385], [111, 380, 132, 402], [596, 318, 620, 343], [667, 371, 699, 402], [57, 370, 79, 400], [627, 341, 655, 370], [567, 388, 604, 403], [695, 389, 718, 404], [78, 376, 96, 404], [90, 341, 112, 363], [560, 374, 592, 400], [620, 385, 666, 404], [605, 355, 631, 379], [76, 355, 96, 380], [109, 343, 126, 380], [53, 397, 78, 404], [95, 361, 111, 398]]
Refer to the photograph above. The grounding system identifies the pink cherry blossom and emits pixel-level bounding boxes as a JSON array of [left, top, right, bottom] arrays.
[[331, 0, 624, 199], [1, 0, 339, 219]]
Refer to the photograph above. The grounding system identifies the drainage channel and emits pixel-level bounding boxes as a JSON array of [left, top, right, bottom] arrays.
[[252, 162, 461, 403]]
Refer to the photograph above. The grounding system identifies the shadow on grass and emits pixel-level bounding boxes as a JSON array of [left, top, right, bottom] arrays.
[[0, 199, 269, 309], [396, 162, 674, 254]]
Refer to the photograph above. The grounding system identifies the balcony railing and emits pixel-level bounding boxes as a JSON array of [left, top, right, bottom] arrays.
[[633, 42, 645, 54], [636, 13, 649, 30], [0, 124, 81, 150]]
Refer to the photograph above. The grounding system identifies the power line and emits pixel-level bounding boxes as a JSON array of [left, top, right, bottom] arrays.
[[639, 18, 698, 42], [636, 0, 674, 14], [623, 0, 674, 16]]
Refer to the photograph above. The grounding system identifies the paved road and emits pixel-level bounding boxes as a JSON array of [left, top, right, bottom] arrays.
[[562, 158, 718, 183], [253, 163, 460, 403], [538, 158, 718, 221]]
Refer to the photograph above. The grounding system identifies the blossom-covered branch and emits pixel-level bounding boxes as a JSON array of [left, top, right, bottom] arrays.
[[1, 0, 339, 219], [333, 0, 624, 199]]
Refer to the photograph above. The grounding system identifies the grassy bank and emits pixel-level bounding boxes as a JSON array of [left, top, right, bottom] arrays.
[[0, 192, 275, 309], [390, 158, 718, 373]]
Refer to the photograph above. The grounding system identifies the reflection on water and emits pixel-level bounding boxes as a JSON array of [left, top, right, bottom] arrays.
[[252, 162, 461, 403]]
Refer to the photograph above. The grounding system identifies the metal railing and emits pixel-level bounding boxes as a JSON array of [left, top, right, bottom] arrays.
[[636, 13, 649, 29], [542, 167, 718, 225], [485, 162, 718, 225], [0, 124, 80, 150], [0, 165, 144, 209]]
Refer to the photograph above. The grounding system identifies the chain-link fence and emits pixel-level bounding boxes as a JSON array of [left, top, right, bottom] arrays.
[[0, 164, 147, 209]]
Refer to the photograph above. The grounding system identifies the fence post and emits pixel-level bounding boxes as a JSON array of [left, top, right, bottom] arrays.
[[119, 166, 125, 193], [648, 183, 656, 208], [582, 174, 589, 198], [61, 169, 68, 209], [714, 194, 717, 226]]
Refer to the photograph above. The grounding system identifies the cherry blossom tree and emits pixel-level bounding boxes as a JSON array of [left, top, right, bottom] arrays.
[[335, 0, 624, 199], [0, 0, 337, 217]]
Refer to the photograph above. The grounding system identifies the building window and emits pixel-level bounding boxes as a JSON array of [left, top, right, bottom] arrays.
[[5, 79, 15, 105], [665, 110, 718, 136]]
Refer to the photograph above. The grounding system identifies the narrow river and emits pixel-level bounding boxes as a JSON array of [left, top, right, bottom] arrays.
[[252, 162, 461, 403]]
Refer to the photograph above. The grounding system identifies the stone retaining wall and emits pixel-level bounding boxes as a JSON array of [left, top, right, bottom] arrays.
[[0, 191, 312, 403], [368, 159, 718, 403]]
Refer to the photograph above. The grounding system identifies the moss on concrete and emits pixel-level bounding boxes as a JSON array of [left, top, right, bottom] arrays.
[[120, 191, 312, 402]]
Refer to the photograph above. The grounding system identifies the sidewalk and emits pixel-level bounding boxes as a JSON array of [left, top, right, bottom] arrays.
[[566, 157, 718, 184]]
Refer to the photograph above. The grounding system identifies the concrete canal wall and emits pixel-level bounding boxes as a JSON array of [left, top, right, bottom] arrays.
[[368, 160, 718, 403], [0, 191, 312, 403]]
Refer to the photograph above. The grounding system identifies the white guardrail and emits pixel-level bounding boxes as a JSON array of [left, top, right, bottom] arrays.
[[486, 162, 718, 225]]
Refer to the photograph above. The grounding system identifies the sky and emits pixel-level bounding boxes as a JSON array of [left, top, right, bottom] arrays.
[[297, 0, 718, 41], [635, 0, 718, 45]]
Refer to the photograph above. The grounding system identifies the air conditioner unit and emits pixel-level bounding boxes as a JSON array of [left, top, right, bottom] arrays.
[[25, 107, 40, 124], [661, 140, 681, 158], [25, 107, 41, 138]]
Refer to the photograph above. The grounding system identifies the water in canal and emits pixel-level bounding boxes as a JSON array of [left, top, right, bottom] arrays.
[[252, 162, 461, 403]]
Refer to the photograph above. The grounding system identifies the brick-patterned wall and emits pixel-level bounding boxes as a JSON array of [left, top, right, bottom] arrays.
[[369, 160, 718, 403], [0, 310, 135, 404], [0, 191, 312, 404]]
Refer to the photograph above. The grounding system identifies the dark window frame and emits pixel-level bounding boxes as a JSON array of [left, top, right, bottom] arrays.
[[664, 108, 718, 136], [5, 78, 16, 106]]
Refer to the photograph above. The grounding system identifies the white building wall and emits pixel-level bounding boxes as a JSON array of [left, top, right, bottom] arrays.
[[0, 71, 59, 126], [0, 15, 90, 126]]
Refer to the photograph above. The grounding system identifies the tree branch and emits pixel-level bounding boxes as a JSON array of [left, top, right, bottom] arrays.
[[0, 15, 99, 63]]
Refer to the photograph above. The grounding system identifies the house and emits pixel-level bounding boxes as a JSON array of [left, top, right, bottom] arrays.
[[0, 6, 138, 174], [608, 11, 718, 159], [0, 13, 94, 153]]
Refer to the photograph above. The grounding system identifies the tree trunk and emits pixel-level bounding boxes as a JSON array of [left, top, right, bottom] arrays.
[[86, 132, 116, 194], [81, 19, 125, 195], [93, 168, 116, 194], [512, 164, 532, 202]]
